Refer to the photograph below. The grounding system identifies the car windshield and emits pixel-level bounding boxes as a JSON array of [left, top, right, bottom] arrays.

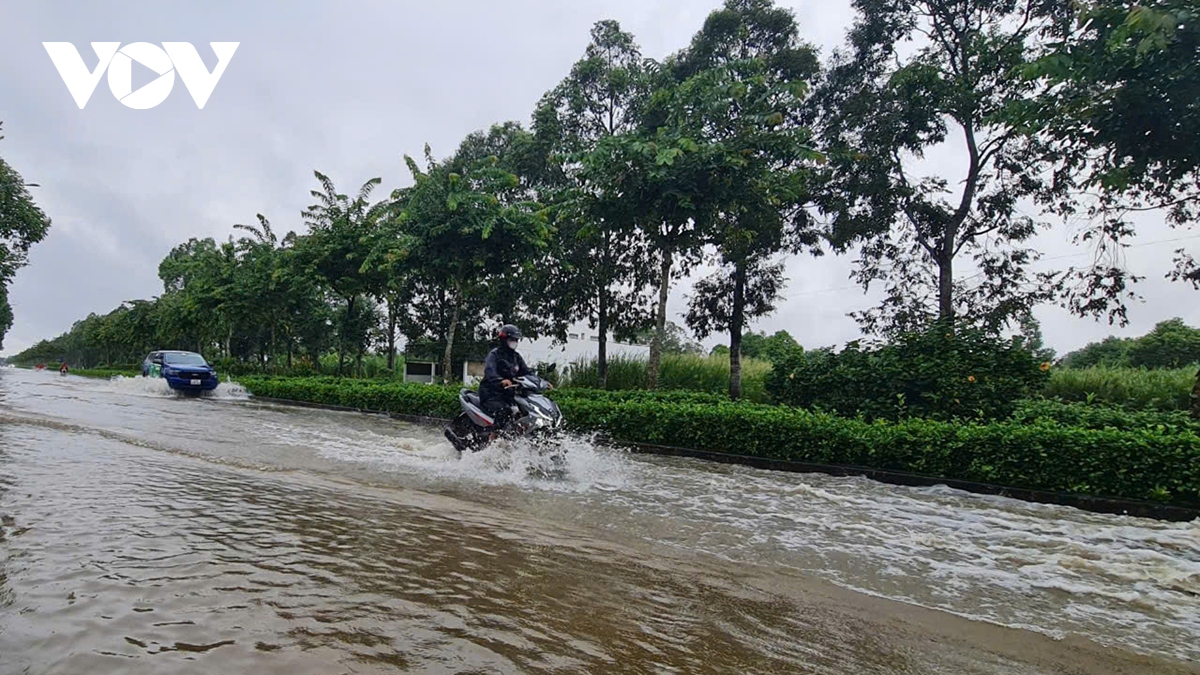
[[163, 353, 207, 366]]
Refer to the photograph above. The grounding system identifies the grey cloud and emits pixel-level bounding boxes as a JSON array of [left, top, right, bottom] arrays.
[[1, 0, 1194, 358]]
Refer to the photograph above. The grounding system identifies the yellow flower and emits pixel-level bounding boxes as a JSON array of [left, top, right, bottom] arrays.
[[1040, 362, 1051, 372], [967, 375, 976, 383]]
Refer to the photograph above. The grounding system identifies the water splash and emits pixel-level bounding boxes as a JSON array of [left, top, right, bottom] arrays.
[[100, 375, 250, 401], [285, 419, 633, 494]]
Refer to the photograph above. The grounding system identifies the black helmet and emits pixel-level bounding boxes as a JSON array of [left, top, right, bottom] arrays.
[[497, 324, 523, 340]]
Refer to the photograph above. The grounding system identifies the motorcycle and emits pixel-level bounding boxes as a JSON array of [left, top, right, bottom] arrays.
[[443, 374, 567, 474]]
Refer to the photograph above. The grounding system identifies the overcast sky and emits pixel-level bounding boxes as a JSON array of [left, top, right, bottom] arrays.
[[1, 0, 1196, 358]]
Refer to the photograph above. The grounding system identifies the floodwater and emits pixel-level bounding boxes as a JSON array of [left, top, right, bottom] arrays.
[[0, 367, 1197, 675]]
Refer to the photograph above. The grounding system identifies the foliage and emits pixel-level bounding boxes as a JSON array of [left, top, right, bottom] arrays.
[[0, 121, 52, 350], [1020, 0, 1200, 323], [1059, 318, 1200, 369], [1127, 318, 1200, 369], [630, 321, 704, 356], [561, 352, 772, 403], [670, 0, 825, 399], [531, 19, 658, 388], [724, 329, 802, 363], [810, 0, 1065, 337], [236, 375, 1200, 508], [1012, 398, 1200, 434], [294, 171, 393, 376], [386, 126, 552, 381], [766, 320, 1051, 422], [1060, 335, 1135, 369], [1043, 365, 1197, 412]]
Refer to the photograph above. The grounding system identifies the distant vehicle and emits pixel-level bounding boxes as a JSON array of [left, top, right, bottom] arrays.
[[141, 350, 219, 392]]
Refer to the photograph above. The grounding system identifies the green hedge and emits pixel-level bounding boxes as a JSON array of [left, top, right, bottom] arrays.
[[238, 376, 462, 418], [1013, 399, 1200, 434], [235, 376, 1200, 508]]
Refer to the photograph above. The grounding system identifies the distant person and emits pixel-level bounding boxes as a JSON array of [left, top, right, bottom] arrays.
[[478, 324, 548, 436]]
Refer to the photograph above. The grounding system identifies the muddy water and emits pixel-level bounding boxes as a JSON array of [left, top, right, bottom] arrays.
[[0, 367, 1197, 674]]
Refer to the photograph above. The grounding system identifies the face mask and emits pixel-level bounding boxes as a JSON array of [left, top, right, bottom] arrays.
[[507, 340, 518, 350]]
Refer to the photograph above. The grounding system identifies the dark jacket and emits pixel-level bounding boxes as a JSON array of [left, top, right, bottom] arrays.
[[479, 345, 533, 402]]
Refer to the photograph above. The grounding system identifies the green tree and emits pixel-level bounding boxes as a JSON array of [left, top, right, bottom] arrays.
[[635, 320, 704, 355], [812, 0, 1063, 338], [1128, 318, 1200, 369], [0, 121, 52, 350], [1021, 0, 1200, 325], [672, 0, 825, 399], [392, 128, 550, 382], [532, 19, 657, 387], [739, 329, 802, 362], [582, 57, 737, 388], [1060, 335, 1135, 368], [296, 171, 390, 376]]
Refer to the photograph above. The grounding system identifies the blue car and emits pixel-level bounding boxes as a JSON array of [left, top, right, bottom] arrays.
[[141, 350, 219, 392]]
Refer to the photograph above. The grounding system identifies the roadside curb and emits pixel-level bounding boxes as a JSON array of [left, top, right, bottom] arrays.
[[245, 394, 1199, 523]]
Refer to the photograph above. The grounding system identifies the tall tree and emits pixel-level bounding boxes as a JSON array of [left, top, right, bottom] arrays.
[[0, 121, 52, 350], [1019, 0, 1200, 325], [532, 20, 657, 388], [296, 171, 390, 376], [672, 0, 825, 399], [812, 0, 1064, 338], [582, 54, 737, 389], [391, 127, 550, 382]]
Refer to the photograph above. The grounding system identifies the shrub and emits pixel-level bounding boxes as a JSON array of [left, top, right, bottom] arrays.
[[1012, 399, 1200, 434], [1043, 366, 1196, 412], [234, 375, 1200, 508], [766, 321, 1050, 422], [562, 353, 772, 402]]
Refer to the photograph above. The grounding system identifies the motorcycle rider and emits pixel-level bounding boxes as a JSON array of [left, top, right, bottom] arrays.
[[478, 324, 548, 436]]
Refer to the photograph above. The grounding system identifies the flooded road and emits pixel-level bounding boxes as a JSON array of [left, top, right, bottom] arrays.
[[1, 367, 1197, 674]]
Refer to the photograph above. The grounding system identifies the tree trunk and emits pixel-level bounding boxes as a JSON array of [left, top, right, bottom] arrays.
[[338, 294, 355, 377], [286, 338, 293, 370], [729, 260, 746, 401], [647, 247, 671, 390], [386, 301, 398, 373], [443, 280, 462, 385], [597, 286, 609, 389], [1191, 366, 1200, 420], [937, 246, 954, 325]]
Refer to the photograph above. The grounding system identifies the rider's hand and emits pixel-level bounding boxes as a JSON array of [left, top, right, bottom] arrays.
[[501, 379, 513, 388]]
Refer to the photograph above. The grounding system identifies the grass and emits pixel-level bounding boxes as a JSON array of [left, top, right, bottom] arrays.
[[1044, 365, 1198, 412], [561, 353, 773, 403]]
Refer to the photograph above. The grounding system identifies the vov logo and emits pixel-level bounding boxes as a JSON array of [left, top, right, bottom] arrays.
[[42, 42, 239, 110]]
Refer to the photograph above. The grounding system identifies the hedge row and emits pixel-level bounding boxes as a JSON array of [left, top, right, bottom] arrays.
[[237, 376, 734, 408], [1013, 399, 1200, 434], [236, 376, 1200, 509]]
